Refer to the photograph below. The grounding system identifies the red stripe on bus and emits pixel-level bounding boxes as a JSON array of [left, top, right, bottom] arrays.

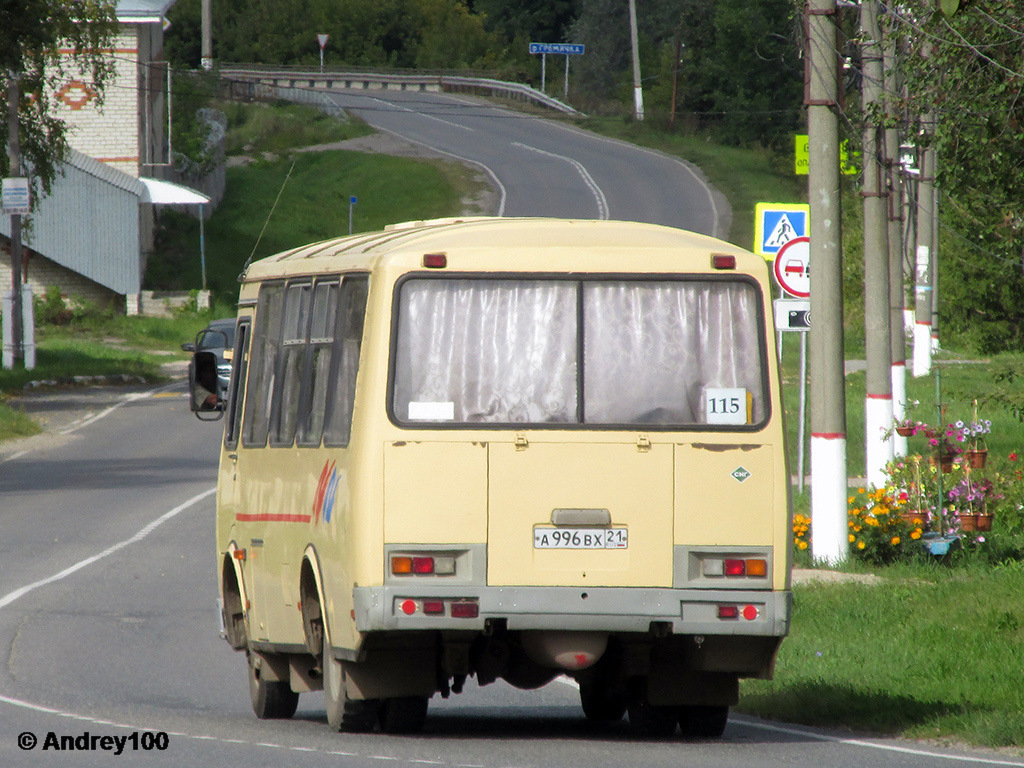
[[236, 513, 312, 523]]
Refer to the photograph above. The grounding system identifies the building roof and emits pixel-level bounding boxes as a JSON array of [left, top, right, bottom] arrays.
[[116, 0, 177, 23]]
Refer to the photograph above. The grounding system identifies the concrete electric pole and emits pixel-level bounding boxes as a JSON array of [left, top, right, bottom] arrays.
[[860, 0, 894, 487], [627, 0, 644, 121], [201, 0, 213, 70], [6, 74, 24, 368], [913, 113, 936, 377], [806, 0, 847, 563]]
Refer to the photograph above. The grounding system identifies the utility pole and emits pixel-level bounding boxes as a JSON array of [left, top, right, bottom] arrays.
[[627, 0, 644, 121], [861, 0, 893, 487], [806, 0, 847, 563], [201, 0, 213, 70], [913, 112, 936, 377], [883, 20, 908, 457], [6, 73, 24, 368]]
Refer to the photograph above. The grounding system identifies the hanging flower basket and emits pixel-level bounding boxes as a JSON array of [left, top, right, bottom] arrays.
[[896, 425, 915, 437], [965, 448, 988, 469], [958, 513, 979, 532], [977, 513, 994, 532]]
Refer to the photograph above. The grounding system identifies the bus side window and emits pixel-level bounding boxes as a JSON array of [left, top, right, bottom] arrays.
[[224, 320, 251, 449], [323, 275, 368, 447], [270, 282, 313, 446], [296, 279, 339, 447], [242, 283, 284, 448]]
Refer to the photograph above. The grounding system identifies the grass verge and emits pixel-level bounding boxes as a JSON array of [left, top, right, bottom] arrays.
[[740, 562, 1024, 748]]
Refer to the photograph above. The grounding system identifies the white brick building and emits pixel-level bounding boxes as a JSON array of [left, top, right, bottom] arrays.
[[1, 0, 186, 312]]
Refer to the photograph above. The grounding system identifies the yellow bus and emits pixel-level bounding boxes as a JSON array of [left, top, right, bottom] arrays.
[[194, 217, 792, 738]]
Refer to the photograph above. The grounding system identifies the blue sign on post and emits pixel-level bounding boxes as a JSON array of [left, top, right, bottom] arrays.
[[754, 202, 810, 260], [529, 43, 585, 55]]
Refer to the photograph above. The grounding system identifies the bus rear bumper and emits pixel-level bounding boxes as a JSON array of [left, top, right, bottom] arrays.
[[353, 586, 791, 637]]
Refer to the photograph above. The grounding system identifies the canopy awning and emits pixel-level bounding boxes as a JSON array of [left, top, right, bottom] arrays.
[[139, 177, 210, 205]]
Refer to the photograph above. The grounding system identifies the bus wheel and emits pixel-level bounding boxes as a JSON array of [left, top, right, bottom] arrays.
[[248, 652, 299, 719], [626, 680, 677, 738], [379, 696, 429, 734], [579, 680, 626, 722], [322, 633, 379, 731], [678, 705, 729, 739]]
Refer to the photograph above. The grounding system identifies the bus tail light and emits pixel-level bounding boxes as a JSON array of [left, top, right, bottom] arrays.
[[701, 557, 768, 579], [711, 254, 736, 270], [718, 605, 739, 620], [391, 555, 457, 576], [724, 559, 745, 576]]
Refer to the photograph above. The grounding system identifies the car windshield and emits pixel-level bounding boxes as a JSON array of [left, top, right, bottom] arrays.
[[198, 323, 235, 351]]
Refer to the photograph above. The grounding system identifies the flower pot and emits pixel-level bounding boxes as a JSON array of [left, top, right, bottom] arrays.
[[896, 426, 915, 437], [966, 449, 987, 469], [977, 514, 993, 532], [958, 513, 979, 532], [941, 459, 954, 473], [902, 510, 928, 526]]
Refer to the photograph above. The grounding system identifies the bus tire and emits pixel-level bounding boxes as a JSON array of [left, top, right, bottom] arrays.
[[248, 652, 299, 719], [378, 696, 429, 734], [322, 621, 379, 732], [579, 680, 626, 722], [626, 680, 677, 738], [678, 705, 729, 739]]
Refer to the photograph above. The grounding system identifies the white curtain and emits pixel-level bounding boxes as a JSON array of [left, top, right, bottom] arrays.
[[393, 278, 765, 426], [395, 280, 577, 423], [583, 281, 764, 424]]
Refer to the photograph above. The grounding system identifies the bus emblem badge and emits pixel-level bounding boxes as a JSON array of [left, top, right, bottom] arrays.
[[731, 467, 751, 483]]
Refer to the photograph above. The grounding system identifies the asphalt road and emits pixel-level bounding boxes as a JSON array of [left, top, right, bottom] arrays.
[[0, 93, 1021, 766], [1, 392, 1021, 767], [319, 87, 731, 237]]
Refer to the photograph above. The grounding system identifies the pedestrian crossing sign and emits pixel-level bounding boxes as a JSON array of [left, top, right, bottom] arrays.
[[754, 203, 810, 260]]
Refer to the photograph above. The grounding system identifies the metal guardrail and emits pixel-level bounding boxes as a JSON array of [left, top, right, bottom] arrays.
[[219, 66, 582, 116]]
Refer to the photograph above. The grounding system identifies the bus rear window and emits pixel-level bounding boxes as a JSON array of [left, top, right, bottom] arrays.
[[391, 277, 768, 429]]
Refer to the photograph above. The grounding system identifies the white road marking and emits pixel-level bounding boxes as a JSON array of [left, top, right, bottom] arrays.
[[733, 716, 1024, 766], [511, 142, 609, 220], [323, 93, 507, 217], [367, 96, 473, 132], [60, 383, 181, 435], [545, 120, 724, 238], [0, 486, 217, 610]]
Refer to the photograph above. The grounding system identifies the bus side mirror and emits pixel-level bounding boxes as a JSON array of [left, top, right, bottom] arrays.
[[191, 350, 225, 419]]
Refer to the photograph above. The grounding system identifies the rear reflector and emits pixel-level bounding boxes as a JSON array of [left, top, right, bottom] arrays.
[[718, 605, 739, 620], [711, 254, 736, 270], [423, 253, 447, 268], [422, 600, 445, 615], [450, 601, 479, 619]]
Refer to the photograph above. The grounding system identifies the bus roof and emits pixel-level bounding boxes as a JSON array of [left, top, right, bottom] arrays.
[[241, 217, 754, 283]]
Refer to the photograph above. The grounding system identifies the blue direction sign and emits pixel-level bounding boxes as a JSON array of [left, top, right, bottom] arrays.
[[529, 43, 585, 55], [754, 202, 810, 260]]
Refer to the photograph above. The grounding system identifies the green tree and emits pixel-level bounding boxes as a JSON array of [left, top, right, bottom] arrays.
[[894, 0, 1024, 352], [569, 0, 802, 147], [0, 0, 119, 201], [167, 0, 499, 70]]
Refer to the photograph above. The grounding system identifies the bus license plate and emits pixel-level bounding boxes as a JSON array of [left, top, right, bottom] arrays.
[[533, 528, 628, 549]]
